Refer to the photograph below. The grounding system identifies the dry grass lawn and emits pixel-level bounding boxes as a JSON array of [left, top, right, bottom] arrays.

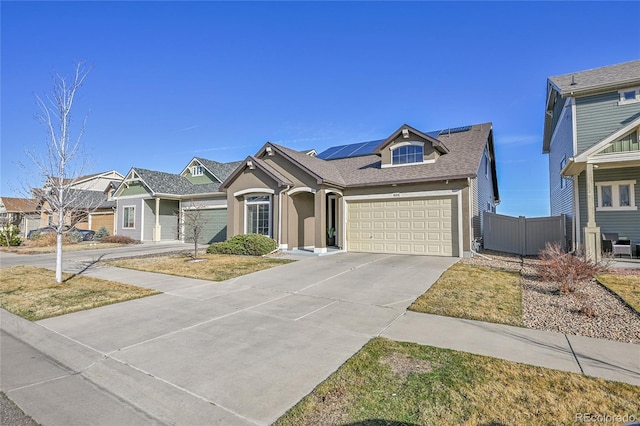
[[109, 253, 293, 281], [0, 265, 159, 321], [596, 273, 640, 313], [409, 263, 523, 326], [276, 338, 640, 426], [1, 243, 124, 254]]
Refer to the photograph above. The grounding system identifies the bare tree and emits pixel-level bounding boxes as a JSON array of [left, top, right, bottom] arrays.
[[181, 201, 210, 259], [23, 63, 93, 283]]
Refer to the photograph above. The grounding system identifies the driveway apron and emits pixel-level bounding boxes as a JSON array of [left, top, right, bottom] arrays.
[[16, 253, 456, 425]]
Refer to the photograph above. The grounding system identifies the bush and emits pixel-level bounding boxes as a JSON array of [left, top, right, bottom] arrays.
[[0, 225, 22, 246], [99, 235, 140, 244], [95, 225, 110, 240], [207, 234, 277, 256], [67, 230, 83, 244], [537, 242, 609, 294]]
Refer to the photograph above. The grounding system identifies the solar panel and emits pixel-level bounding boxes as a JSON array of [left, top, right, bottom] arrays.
[[317, 139, 382, 160]]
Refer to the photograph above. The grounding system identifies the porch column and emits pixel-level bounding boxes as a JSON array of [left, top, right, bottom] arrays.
[[583, 163, 601, 261], [314, 189, 327, 254], [153, 197, 162, 242]]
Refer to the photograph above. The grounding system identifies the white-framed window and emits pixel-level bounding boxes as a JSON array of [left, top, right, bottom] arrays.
[[618, 88, 640, 105], [560, 156, 567, 189], [245, 195, 271, 236], [484, 151, 490, 178], [391, 142, 424, 165], [191, 165, 204, 177], [596, 180, 637, 211], [123, 206, 135, 228]]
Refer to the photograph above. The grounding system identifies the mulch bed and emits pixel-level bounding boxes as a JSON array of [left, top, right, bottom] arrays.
[[461, 251, 640, 344]]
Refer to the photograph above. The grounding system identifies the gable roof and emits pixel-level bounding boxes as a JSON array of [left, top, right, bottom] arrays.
[[0, 197, 39, 213], [182, 157, 243, 183], [548, 59, 640, 98], [261, 143, 346, 187], [374, 124, 450, 155], [126, 168, 222, 196], [331, 122, 493, 188]]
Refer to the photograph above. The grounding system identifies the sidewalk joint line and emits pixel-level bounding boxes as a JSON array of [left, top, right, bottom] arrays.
[[294, 300, 339, 321], [564, 334, 585, 375], [7, 373, 74, 393]]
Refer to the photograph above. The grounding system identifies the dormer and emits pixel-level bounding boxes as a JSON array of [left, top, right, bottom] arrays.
[[181, 158, 218, 184], [375, 124, 449, 168]]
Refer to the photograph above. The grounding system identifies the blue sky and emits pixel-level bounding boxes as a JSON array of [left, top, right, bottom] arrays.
[[2, 1, 639, 217]]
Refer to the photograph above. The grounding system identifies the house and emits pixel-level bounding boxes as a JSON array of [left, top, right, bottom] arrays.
[[0, 197, 40, 237], [113, 157, 241, 243], [543, 60, 640, 259], [220, 123, 499, 258], [37, 170, 124, 234]]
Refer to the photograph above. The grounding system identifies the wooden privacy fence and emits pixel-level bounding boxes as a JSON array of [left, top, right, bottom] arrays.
[[482, 212, 565, 256]]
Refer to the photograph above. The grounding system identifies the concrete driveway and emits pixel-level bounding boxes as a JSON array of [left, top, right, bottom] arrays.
[[4, 252, 456, 425]]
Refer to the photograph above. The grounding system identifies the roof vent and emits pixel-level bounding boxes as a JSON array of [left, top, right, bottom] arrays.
[[570, 75, 577, 86]]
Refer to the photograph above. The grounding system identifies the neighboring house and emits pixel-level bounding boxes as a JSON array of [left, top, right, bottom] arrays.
[[221, 122, 499, 258], [113, 157, 241, 243], [0, 197, 40, 237], [38, 170, 124, 234], [543, 60, 640, 259]]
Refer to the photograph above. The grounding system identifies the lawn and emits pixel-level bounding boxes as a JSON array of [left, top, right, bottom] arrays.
[[0, 242, 124, 254], [276, 338, 640, 426], [0, 265, 159, 321], [109, 253, 294, 281], [409, 263, 523, 326], [597, 273, 640, 313]]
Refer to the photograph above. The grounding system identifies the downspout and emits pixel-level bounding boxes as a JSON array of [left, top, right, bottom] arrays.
[[278, 185, 290, 250]]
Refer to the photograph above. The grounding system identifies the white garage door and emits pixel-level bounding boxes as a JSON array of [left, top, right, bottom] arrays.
[[347, 197, 458, 256]]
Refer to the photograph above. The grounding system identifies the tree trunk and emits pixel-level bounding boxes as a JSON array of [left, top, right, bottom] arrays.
[[56, 207, 64, 283]]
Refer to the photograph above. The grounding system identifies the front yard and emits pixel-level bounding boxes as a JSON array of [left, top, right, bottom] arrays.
[[0, 265, 159, 320], [276, 337, 640, 426], [109, 253, 293, 281], [409, 251, 640, 344]]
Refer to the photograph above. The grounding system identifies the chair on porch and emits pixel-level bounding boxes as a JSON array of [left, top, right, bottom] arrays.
[[602, 233, 632, 258]]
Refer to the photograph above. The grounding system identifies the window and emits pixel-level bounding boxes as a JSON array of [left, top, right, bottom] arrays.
[[245, 195, 271, 236], [192, 166, 204, 177], [596, 180, 637, 211], [618, 88, 640, 105], [560, 156, 567, 189], [391, 144, 424, 165], [123, 206, 135, 228], [484, 152, 490, 178]]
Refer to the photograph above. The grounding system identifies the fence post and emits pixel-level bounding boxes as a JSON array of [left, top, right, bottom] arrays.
[[519, 216, 526, 256]]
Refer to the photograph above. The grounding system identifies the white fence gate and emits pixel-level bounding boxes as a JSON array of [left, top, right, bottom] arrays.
[[483, 212, 565, 256]]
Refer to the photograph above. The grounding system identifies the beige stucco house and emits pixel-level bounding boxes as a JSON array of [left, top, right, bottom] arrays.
[[221, 123, 499, 258]]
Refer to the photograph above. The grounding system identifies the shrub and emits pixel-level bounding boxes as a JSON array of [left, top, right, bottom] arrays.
[[95, 225, 110, 240], [0, 225, 22, 246], [207, 234, 277, 256], [99, 235, 139, 244], [67, 230, 83, 244], [537, 242, 609, 294]]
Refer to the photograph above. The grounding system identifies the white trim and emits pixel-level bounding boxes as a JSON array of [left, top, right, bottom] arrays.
[[571, 98, 578, 156], [287, 187, 316, 196], [389, 140, 424, 150], [381, 159, 436, 169], [618, 87, 640, 105], [588, 151, 640, 164], [575, 116, 640, 162], [233, 188, 275, 197], [344, 189, 461, 202], [244, 194, 272, 237], [325, 188, 343, 197], [122, 205, 136, 229], [595, 180, 637, 211], [574, 174, 580, 251], [456, 190, 463, 258], [182, 204, 227, 210]]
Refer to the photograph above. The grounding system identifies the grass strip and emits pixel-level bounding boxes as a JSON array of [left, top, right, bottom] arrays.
[[409, 263, 523, 326], [596, 273, 640, 313], [276, 338, 640, 426], [109, 253, 293, 281], [0, 265, 159, 321]]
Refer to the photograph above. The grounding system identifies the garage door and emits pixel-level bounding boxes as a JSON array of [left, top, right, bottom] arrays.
[[90, 213, 114, 234], [347, 197, 458, 256], [184, 208, 227, 244]]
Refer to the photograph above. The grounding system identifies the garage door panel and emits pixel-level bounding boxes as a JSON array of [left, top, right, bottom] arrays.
[[184, 208, 227, 244], [347, 196, 458, 257]]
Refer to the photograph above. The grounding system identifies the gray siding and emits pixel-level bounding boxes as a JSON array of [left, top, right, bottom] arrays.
[[475, 148, 496, 243], [575, 91, 640, 154], [577, 166, 640, 250], [144, 199, 179, 241], [116, 198, 145, 240], [548, 107, 574, 249], [181, 197, 227, 209]]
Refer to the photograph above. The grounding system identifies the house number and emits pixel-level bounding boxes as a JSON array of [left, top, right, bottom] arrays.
[[392, 193, 401, 197]]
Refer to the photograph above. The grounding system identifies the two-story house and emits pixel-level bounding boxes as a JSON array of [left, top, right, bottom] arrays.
[[543, 60, 640, 259]]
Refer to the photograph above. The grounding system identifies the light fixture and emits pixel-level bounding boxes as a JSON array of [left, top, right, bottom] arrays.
[[266, 146, 274, 156], [402, 128, 410, 138], [247, 160, 255, 170]]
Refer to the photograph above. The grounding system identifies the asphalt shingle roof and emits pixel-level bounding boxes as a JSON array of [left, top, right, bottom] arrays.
[[326, 123, 492, 187], [549, 60, 640, 96], [270, 144, 346, 186], [195, 158, 243, 182], [0, 197, 39, 212]]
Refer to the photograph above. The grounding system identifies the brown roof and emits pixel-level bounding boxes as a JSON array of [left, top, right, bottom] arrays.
[[330, 123, 493, 187], [549, 59, 640, 97], [1, 197, 39, 212], [267, 144, 346, 186]]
